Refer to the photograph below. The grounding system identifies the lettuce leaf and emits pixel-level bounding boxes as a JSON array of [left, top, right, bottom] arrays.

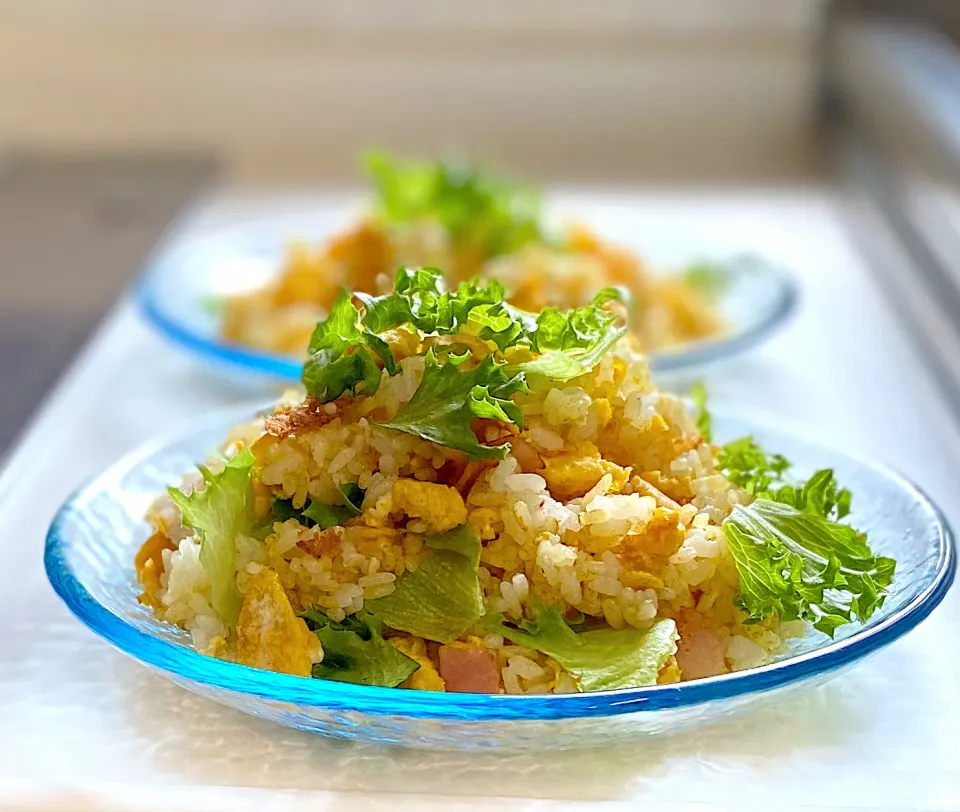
[[723, 499, 896, 636], [718, 435, 791, 496], [419, 523, 482, 568], [301, 609, 419, 687], [368, 525, 484, 643], [270, 497, 302, 524], [168, 447, 255, 627], [515, 288, 627, 381], [489, 605, 678, 691], [360, 270, 625, 377], [302, 483, 365, 529], [302, 267, 628, 413], [520, 325, 625, 381], [764, 468, 852, 522], [675, 393, 893, 637], [272, 484, 366, 530], [690, 381, 711, 442], [715, 427, 891, 634], [302, 289, 395, 401], [360, 267, 510, 337], [682, 260, 730, 298], [719, 434, 852, 522], [381, 349, 528, 460], [364, 152, 543, 258]]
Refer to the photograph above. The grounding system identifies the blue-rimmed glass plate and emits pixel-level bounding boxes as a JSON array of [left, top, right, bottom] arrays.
[[44, 404, 954, 751], [136, 210, 799, 384]]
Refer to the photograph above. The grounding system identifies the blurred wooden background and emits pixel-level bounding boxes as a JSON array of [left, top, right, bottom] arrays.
[[0, 0, 825, 184]]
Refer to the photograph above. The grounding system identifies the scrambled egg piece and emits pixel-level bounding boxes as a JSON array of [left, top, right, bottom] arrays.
[[639, 470, 694, 505], [391, 637, 446, 691], [326, 221, 394, 296], [201, 635, 228, 659], [272, 243, 334, 307], [591, 397, 613, 431], [618, 507, 685, 569], [657, 655, 682, 685], [235, 568, 315, 677], [599, 413, 693, 474], [479, 536, 524, 571], [620, 570, 665, 590], [541, 442, 629, 502], [468, 506, 502, 540], [135, 530, 176, 609], [135, 530, 175, 586], [390, 479, 467, 534]]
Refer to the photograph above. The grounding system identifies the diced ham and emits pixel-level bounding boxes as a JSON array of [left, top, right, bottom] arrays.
[[504, 437, 544, 474], [438, 645, 501, 694], [455, 461, 494, 497], [674, 609, 728, 680]]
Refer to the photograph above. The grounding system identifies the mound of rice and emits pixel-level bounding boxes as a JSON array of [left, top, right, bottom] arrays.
[[136, 327, 806, 695]]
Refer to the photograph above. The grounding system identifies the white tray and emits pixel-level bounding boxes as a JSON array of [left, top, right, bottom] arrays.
[[2, 191, 958, 811]]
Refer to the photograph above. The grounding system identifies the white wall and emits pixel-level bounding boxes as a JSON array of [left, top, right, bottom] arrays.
[[0, 0, 826, 182]]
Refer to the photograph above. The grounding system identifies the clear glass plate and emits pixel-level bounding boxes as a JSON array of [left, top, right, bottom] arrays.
[[136, 211, 799, 383], [44, 404, 955, 751]]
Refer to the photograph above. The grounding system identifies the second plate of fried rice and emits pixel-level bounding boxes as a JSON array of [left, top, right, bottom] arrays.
[[138, 156, 797, 383]]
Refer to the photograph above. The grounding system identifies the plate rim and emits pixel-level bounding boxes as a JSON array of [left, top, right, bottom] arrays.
[[43, 402, 956, 722]]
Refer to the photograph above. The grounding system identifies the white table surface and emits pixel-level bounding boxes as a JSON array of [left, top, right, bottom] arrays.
[[2, 189, 958, 811]]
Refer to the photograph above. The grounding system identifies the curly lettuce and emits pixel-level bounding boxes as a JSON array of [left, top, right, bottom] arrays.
[[692, 387, 895, 636], [381, 349, 528, 460], [302, 289, 396, 402], [300, 268, 628, 458], [168, 448, 255, 627], [724, 499, 896, 636], [364, 152, 542, 258]]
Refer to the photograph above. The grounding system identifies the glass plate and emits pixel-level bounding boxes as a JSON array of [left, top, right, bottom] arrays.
[[44, 404, 954, 751], [136, 211, 799, 383]]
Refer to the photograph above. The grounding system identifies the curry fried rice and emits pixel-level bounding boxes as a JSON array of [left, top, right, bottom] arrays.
[[138, 268, 894, 694]]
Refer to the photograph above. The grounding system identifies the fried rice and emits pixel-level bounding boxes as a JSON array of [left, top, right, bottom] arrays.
[[137, 268, 892, 695]]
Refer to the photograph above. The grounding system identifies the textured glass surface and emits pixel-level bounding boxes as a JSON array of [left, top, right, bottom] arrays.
[[45, 406, 954, 751], [135, 211, 798, 381]]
